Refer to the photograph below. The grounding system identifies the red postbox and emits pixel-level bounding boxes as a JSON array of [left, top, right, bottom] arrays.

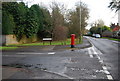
[[71, 34, 75, 48]]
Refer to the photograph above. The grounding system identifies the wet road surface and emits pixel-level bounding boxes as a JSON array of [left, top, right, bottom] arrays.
[[85, 36, 119, 80], [2, 36, 119, 80]]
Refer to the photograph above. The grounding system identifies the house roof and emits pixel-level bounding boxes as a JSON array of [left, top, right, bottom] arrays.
[[110, 23, 119, 30], [110, 24, 116, 29]]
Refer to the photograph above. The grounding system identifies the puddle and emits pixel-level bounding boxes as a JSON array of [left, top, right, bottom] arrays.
[[2, 63, 47, 71]]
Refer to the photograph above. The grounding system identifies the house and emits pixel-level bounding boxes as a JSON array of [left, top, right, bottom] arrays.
[[110, 23, 116, 30], [110, 23, 120, 31], [112, 25, 120, 32], [110, 23, 120, 38]]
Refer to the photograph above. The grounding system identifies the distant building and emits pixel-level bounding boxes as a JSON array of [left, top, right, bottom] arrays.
[[110, 23, 120, 38], [112, 26, 120, 32], [110, 23, 116, 29], [110, 23, 120, 31]]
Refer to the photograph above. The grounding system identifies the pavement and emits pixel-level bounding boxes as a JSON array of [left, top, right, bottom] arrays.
[[2, 37, 91, 52], [53, 37, 92, 50], [1, 36, 119, 80]]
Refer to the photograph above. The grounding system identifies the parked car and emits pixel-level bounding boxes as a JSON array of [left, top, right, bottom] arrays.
[[95, 34, 101, 38], [92, 34, 96, 37]]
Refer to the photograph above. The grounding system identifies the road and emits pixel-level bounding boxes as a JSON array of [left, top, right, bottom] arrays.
[[85, 36, 119, 80], [2, 36, 119, 80]]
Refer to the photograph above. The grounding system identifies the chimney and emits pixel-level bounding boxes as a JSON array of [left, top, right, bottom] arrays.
[[117, 23, 119, 26]]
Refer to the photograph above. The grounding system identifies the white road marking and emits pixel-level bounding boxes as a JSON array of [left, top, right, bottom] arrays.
[[91, 47, 113, 79], [60, 67, 67, 74], [96, 55, 101, 60], [89, 54, 93, 58], [87, 48, 93, 58], [102, 66, 107, 70], [48, 52, 55, 55], [17, 52, 56, 55], [87, 46, 100, 58], [93, 46, 103, 55], [17, 53, 45, 54], [4, 52, 56, 56], [112, 41, 119, 44], [91, 47, 98, 54], [85, 36, 114, 80], [99, 60, 103, 63], [104, 70, 110, 75], [107, 75, 113, 80], [2, 55, 26, 57], [43, 70, 73, 79]]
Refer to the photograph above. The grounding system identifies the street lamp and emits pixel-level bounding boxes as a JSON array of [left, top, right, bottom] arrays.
[[79, 0, 82, 43]]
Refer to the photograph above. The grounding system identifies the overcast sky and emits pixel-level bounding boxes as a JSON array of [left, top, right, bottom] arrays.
[[24, 0, 118, 29]]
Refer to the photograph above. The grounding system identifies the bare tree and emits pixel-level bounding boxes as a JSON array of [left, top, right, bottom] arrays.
[[53, 26, 68, 41], [108, 0, 120, 12], [68, 1, 89, 38], [50, 1, 68, 41], [91, 19, 105, 28]]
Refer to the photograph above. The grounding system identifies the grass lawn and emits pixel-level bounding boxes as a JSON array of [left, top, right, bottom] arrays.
[[102, 37, 120, 41], [8, 38, 82, 46], [0, 46, 18, 50]]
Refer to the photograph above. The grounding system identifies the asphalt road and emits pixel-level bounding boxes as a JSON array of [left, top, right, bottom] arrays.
[[85, 36, 119, 80], [2, 36, 119, 80]]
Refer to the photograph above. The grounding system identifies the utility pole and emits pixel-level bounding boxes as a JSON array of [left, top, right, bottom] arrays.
[[79, 0, 82, 43], [118, 10, 120, 25], [101, 26, 102, 37]]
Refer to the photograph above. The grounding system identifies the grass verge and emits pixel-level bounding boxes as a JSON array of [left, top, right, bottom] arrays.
[[8, 38, 82, 46], [102, 37, 120, 41], [0, 46, 18, 50]]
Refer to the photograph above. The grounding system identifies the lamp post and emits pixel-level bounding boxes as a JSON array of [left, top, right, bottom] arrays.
[[79, 0, 82, 43], [118, 10, 120, 26]]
